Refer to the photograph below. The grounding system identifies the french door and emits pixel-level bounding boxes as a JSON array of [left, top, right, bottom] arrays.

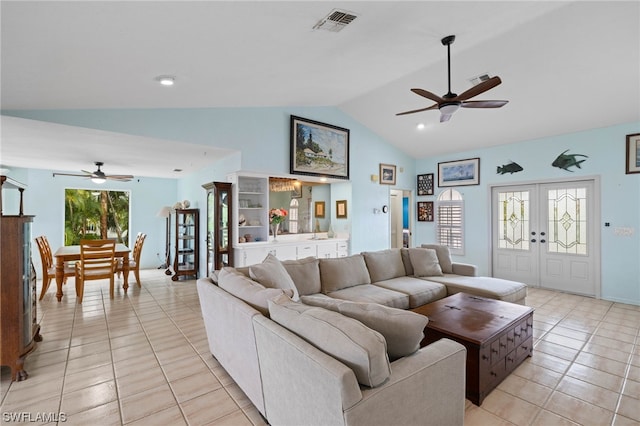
[[491, 179, 599, 297]]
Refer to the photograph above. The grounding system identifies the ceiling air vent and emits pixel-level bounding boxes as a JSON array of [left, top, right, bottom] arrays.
[[468, 73, 492, 86], [313, 9, 358, 32]]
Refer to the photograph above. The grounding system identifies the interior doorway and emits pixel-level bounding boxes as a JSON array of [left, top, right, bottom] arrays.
[[390, 189, 412, 248]]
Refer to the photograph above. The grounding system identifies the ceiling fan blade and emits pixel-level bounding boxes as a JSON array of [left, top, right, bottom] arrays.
[[53, 172, 91, 178], [454, 76, 502, 102], [396, 104, 439, 116], [461, 100, 509, 108], [411, 88, 445, 104], [106, 175, 134, 181]]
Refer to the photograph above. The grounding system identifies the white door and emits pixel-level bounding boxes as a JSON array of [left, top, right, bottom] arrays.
[[492, 180, 598, 296], [390, 190, 404, 248]]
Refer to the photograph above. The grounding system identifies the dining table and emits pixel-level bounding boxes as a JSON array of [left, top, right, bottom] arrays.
[[53, 243, 131, 302]]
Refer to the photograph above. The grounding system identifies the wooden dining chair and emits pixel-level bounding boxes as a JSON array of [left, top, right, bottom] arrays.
[[35, 235, 74, 300], [74, 239, 117, 303], [117, 232, 146, 286]]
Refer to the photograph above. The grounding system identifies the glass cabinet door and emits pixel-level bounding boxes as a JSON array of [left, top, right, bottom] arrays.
[[203, 181, 233, 276]]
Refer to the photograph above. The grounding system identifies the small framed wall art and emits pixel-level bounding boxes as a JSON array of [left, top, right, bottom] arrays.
[[626, 133, 640, 174], [336, 200, 347, 219], [417, 173, 434, 196], [314, 201, 326, 218], [379, 163, 396, 185], [417, 201, 434, 222]]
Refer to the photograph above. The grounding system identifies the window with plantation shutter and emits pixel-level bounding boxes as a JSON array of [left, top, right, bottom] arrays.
[[436, 189, 464, 255]]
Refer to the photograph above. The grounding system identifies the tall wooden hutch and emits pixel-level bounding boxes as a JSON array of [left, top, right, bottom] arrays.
[[0, 176, 41, 381]]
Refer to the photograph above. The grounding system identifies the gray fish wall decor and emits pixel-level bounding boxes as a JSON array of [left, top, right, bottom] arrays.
[[497, 161, 523, 174], [552, 150, 588, 171]]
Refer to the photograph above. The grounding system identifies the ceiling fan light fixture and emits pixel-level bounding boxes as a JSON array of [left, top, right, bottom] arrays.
[[155, 75, 175, 86], [440, 103, 460, 115], [91, 177, 106, 184]]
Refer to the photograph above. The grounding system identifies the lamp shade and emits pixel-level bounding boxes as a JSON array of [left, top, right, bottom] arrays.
[[157, 206, 172, 218]]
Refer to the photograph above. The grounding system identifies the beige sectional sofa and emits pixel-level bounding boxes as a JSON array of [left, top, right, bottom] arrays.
[[196, 245, 527, 426]]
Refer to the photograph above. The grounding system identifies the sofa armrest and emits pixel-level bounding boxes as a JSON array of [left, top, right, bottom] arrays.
[[196, 278, 266, 415], [344, 338, 466, 426], [253, 315, 363, 426], [452, 262, 477, 277]]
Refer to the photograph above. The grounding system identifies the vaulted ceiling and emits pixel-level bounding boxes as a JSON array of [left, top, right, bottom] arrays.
[[1, 1, 638, 178]]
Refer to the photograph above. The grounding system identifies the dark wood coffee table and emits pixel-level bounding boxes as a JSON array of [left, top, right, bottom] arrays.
[[411, 292, 534, 406]]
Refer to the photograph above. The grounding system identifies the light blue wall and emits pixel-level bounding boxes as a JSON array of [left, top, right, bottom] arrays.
[[13, 168, 178, 273], [4, 107, 638, 305], [3, 107, 416, 257], [415, 122, 640, 305]]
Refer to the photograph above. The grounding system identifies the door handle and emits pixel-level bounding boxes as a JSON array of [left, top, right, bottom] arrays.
[[540, 239, 546, 243], [531, 231, 536, 236], [531, 239, 537, 243]]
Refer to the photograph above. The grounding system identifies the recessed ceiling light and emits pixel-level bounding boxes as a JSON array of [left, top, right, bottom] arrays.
[[416, 123, 425, 130], [155, 75, 175, 86]]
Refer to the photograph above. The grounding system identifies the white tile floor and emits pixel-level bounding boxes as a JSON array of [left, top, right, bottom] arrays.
[[1, 270, 639, 425]]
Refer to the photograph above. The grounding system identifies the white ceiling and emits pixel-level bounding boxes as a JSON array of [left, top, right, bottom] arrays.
[[1, 1, 639, 179]]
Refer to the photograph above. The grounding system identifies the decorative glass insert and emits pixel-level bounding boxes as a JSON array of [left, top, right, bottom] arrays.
[[498, 191, 530, 250], [547, 187, 587, 255]]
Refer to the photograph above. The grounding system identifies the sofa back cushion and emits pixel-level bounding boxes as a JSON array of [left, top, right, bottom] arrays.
[[420, 244, 453, 273], [400, 248, 414, 276], [218, 267, 293, 316], [301, 295, 428, 360], [269, 294, 390, 387], [249, 254, 299, 300], [362, 249, 407, 282], [409, 248, 444, 277], [319, 254, 371, 294], [281, 257, 321, 296]]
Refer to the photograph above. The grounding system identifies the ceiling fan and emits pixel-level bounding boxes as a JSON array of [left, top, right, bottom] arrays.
[[53, 162, 134, 184], [396, 35, 508, 122]]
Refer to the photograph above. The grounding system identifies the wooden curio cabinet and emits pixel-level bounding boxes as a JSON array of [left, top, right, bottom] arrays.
[[172, 208, 199, 281], [0, 176, 40, 381], [203, 182, 233, 274]]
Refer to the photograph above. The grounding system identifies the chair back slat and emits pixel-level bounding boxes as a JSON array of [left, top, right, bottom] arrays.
[[78, 239, 117, 276]]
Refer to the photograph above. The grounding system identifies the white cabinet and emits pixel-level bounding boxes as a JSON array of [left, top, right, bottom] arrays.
[[316, 242, 336, 259], [233, 238, 349, 267], [337, 240, 349, 257], [296, 244, 316, 259]]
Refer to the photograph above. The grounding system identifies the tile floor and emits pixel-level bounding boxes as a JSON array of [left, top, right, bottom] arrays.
[[1, 270, 639, 425]]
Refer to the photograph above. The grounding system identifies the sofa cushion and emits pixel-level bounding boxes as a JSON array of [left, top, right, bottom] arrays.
[[420, 244, 453, 273], [423, 275, 528, 304], [400, 248, 414, 276], [326, 284, 410, 309], [371, 277, 447, 308], [301, 295, 428, 360], [362, 249, 407, 282], [281, 256, 321, 296], [319, 254, 371, 294], [249, 254, 299, 300], [218, 267, 293, 316], [409, 248, 443, 277], [268, 294, 391, 387]]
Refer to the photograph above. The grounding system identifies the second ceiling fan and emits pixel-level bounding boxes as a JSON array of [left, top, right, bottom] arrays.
[[397, 35, 508, 122]]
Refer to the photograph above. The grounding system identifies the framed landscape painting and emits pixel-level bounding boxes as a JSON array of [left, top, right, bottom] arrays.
[[438, 158, 480, 187], [290, 115, 350, 180]]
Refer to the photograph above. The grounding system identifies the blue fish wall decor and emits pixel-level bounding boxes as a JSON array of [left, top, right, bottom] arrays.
[[552, 150, 588, 171], [497, 161, 523, 174]]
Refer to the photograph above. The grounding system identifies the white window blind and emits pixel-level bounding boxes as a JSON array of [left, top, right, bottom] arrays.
[[436, 189, 464, 254]]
